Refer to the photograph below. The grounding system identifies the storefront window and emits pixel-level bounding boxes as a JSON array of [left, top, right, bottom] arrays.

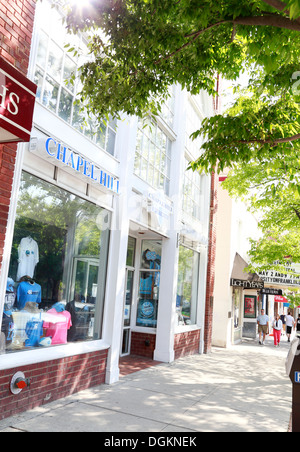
[[176, 246, 199, 326], [1, 172, 111, 353], [136, 240, 162, 328]]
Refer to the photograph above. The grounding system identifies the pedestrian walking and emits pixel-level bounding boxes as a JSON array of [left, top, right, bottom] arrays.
[[272, 314, 283, 347], [296, 314, 300, 338], [257, 309, 269, 345], [286, 311, 295, 343], [280, 313, 286, 336]]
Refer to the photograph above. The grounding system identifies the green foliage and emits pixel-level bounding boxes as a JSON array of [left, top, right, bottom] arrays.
[[64, 0, 300, 150], [222, 149, 300, 276], [63, 0, 300, 278]]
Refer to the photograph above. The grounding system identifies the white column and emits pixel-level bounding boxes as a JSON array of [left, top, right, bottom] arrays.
[[153, 229, 179, 362], [154, 87, 186, 363], [103, 116, 138, 384]]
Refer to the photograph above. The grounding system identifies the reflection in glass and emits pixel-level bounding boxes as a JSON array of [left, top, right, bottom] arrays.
[[3, 172, 111, 354], [137, 240, 162, 328], [176, 246, 199, 326]]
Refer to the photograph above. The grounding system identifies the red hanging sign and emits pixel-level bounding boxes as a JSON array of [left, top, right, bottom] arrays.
[[0, 57, 37, 143]]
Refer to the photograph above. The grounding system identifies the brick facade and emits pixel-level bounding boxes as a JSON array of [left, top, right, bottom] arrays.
[[203, 171, 218, 354], [131, 330, 202, 361], [130, 332, 156, 359], [174, 330, 201, 360], [0, 349, 108, 420], [0, 0, 36, 271]]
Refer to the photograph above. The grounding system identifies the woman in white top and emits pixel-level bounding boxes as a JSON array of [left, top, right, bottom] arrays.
[[272, 314, 283, 347]]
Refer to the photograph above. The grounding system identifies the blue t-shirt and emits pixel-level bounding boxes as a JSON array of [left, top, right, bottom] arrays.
[[25, 318, 44, 347], [17, 281, 42, 310]]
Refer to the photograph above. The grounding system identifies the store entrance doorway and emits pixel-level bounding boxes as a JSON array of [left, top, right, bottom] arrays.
[[121, 268, 134, 356]]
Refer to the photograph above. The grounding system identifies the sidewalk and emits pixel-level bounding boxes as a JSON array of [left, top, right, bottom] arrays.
[[0, 336, 292, 433]]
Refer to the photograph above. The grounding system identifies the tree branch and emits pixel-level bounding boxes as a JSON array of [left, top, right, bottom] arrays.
[[233, 14, 300, 31], [158, 20, 229, 62], [291, 206, 300, 221], [239, 133, 300, 145], [159, 13, 300, 65], [261, 0, 290, 13]]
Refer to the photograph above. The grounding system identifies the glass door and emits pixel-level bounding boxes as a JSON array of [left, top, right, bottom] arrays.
[[121, 269, 134, 355], [121, 237, 136, 356]]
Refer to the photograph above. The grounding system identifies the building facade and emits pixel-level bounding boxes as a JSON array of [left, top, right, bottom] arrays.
[[212, 174, 262, 347], [0, 0, 217, 420]]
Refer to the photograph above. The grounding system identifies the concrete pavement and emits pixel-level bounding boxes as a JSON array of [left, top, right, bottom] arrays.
[[0, 336, 292, 433]]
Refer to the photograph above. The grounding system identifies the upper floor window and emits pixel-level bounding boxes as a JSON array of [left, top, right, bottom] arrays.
[[134, 119, 172, 196], [160, 86, 175, 128], [185, 98, 203, 160], [33, 0, 117, 156], [183, 98, 205, 221], [182, 157, 203, 221]]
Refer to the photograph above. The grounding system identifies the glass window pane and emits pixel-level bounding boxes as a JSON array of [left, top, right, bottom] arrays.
[[124, 270, 134, 327], [137, 240, 162, 328], [176, 246, 199, 326], [72, 103, 85, 133], [34, 68, 44, 103], [43, 75, 59, 113], [47, 40, 63, 80], [3, 172, 111, 353], [96, 123, 107, 149], [122, 328, 130, 355], [58, 88, 73, 123], [36, 31, 48, 68], [134, 154, 141, 176], [136, 290, 158, 328], [126, 237, 136, 267], [63, 55, 76, 92], [134, 120, 171, 194], [107, 128, 116, 156], [141, 240, 162, 269]]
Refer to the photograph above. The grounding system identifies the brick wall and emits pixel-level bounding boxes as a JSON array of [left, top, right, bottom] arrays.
[[0, 349, 108, 421], [130, 332, 156, 359], [174, 330, 201, 360], [204, 171, 218, 354], [0, 0, 36, 271], [131, 330, 201, 361]]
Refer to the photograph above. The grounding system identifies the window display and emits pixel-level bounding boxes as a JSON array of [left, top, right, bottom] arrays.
[[176, 246, 199, 326], [136, 240, 162, 328], [16, 236, 39, 281], [1, 172, 111, 354], [17, 278, 42, 310], [43, 303, 72, 345]]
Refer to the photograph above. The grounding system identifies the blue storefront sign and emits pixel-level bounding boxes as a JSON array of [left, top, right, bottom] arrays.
[[295, 372, 300, 383], [45, 137, 120, 194]]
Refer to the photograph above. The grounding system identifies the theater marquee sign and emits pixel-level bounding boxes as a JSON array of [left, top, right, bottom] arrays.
[[0, 57, 37, 143], [230, 278, 264, 289], [258, 262, 300, 287]]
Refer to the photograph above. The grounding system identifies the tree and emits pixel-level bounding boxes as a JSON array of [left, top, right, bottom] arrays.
[[63, 0, 300, 172], [221, 152, 300, 273]]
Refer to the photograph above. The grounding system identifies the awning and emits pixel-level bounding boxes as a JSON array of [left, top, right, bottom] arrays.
[[274, 295, 288, 303], [230, 253, 264, 289]]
